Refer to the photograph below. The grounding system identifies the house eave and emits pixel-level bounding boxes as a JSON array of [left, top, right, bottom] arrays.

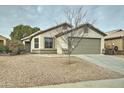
[[105, 36, 124, 40], [0, 35, 9, 40]]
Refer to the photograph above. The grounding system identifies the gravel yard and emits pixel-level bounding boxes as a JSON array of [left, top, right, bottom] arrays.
[[0, 54, 123, 88]]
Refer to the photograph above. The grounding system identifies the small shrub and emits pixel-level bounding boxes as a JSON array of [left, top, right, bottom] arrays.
[[0, 44, 9, 53], [8, 40, 25, 55]]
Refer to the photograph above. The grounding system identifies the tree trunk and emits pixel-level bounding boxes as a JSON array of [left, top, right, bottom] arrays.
[[68, 54, 71, 64]]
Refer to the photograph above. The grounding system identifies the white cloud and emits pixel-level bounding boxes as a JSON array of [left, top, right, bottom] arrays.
[[1, 5, 124, 37], [36, 6, 43, 14]]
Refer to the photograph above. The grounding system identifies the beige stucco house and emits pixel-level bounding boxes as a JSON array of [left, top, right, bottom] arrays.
[[105, 29, 124, 52], [0, 35, 8, 46], [21, 23, 106, 54]]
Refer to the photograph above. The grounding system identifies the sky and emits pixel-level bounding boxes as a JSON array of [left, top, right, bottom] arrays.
[[0, 5, 124, 38]]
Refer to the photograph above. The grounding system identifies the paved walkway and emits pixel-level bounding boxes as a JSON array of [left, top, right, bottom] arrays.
[[40, 55, 124, 88], [75, 55, 124, 74]]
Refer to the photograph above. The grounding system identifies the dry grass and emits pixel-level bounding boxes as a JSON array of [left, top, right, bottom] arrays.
[[0, 54, 123, 88]]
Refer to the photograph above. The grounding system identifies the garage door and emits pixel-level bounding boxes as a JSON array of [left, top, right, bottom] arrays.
[[69, 37, 101, 54]]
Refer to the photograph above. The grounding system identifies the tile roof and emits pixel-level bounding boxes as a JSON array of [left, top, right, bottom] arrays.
[[55, 23, 106, 38], [21, 22, 72, 41], [105, 29, 124, 39]]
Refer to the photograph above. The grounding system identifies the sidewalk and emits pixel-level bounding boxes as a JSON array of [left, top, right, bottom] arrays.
[[42, 78, 124, 88]]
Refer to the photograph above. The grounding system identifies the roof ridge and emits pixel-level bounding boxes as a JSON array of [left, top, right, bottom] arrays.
[[106, 29, 124, 35], [107, 29, 124, 33], [55, 23, 106, 37]]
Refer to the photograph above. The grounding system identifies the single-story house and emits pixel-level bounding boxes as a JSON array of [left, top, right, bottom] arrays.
[[0, 35, 8, 46], [21, 22, 106, 54], [105, 29, 124, 52]]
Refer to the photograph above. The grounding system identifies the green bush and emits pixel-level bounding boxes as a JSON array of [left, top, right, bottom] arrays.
[[8, 40, 25, 55], [0, 45, 9, 53]]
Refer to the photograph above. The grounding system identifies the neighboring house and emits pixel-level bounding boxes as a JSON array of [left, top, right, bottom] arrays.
[[105, 29, 124, 52], [21, 22, 106, 54], [0, 35, 8, 46]]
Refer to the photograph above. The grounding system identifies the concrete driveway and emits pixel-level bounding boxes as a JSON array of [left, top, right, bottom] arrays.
[[75, 54, 124, 74]]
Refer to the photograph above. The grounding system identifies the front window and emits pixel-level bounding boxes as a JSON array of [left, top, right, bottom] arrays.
[[45, 37, 53, 48], [34, 38, 39, 48]]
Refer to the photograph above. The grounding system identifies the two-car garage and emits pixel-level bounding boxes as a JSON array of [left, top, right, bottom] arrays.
[[56, 24, 106, 54], [69, 37, 101, 54]]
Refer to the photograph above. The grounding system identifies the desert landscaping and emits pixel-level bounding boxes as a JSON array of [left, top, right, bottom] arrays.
[[0, 54, 123, 88]]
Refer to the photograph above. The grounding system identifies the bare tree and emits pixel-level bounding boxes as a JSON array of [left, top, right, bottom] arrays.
[[55, 6, 96, 64]]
